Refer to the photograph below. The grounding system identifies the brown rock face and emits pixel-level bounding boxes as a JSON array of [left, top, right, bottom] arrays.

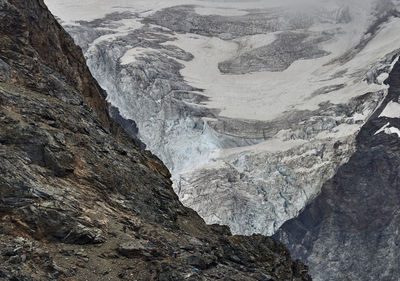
[[0, 0, 110, 129], [0, 0, 311, 280]]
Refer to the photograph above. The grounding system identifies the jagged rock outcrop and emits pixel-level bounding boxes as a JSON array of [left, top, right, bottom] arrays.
[[0, 0, 311, 280], [274, 61, 400, 280]]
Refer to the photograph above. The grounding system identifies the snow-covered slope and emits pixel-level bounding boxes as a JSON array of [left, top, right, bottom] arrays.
[[274, 59, 400, 280], [46, 0, 400, 235]]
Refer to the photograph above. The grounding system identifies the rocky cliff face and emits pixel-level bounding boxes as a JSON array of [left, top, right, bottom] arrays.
[[0, 0, 311, 280], [274, 61, 400, 280], [42, 1, 400, 279]]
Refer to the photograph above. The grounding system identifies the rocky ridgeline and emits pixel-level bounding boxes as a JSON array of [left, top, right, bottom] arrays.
[[0, 0, 311, 280]]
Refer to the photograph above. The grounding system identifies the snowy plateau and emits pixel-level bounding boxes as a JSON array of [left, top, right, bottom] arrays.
[[46, 0, 400, 238]]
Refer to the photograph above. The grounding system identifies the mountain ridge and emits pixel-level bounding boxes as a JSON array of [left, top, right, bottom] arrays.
[[0, 0, 311, 280]]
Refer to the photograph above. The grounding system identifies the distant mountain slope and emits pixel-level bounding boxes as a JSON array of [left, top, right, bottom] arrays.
[[46, 0, 400, 237], [0, 0, 311, 280], [274, 61, 400, 281]]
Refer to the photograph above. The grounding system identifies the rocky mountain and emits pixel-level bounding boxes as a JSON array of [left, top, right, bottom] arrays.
[[43, 0, 400, 280], [46, 0, 400, 236], [274, 60, 400, 281], [0, 0, 311, 280]]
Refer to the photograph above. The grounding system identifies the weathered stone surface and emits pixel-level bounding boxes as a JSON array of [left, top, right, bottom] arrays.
[[0, 0, 311, 280], [275, 61, 400, 281], [117, 241, 147, 258]]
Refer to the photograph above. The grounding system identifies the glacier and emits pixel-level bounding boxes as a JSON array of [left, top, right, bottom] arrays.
[[46, 0, 400, 235]]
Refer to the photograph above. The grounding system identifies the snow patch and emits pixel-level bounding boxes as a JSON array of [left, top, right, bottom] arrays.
[[385, 127, 400, 138], [375, 123, 400, 137], [385, 127, 400, 137], [375, 122, 390, 135], [120, 48, 148, 65], [377, 73, 389, 84], [315, 123, 361, 139], [194, 7, 248, 16], [167, 17, 400, 122], [379, 101, 400, 118]]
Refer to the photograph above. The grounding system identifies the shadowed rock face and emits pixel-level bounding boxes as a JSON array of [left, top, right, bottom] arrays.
[[0, 0, 311, 280], [274, 61, 400, 281]]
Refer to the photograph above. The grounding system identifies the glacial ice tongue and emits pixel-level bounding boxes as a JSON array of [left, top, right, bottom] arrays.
[[46, 0, 400, 235]]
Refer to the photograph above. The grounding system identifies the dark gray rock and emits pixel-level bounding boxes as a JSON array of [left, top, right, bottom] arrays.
[[117, 241, 147, 258], [219, 32, 331, 74], [186, 253, 216, 270], [145, 5, 314, 39], [0, 58, 10, 78], [0, 0, 311, 280], [275, 59, 400, 281]]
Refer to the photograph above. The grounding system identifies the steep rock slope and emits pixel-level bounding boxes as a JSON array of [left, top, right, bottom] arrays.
[[274, 61, 400, 280], [46, 0, 400, 235], [0, 0, 311, 280]]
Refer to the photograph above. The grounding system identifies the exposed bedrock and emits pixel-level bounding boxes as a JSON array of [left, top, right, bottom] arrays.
[[0, 0, 312, 280], [274, 61, 400, 281]]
